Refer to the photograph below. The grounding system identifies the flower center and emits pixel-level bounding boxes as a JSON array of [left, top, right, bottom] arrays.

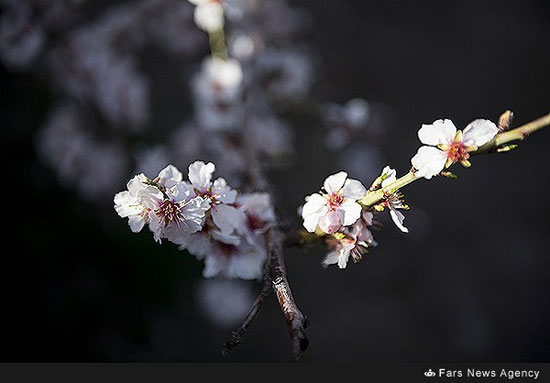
[[327, 192, 344, 210], [446, 140, 469, 163], [157, 199, 182, 225], [247, 214, 265, 231]]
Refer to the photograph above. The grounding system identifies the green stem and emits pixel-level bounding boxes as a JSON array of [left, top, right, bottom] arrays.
[[360, 112, 550, 208], [208, 28, 228, 60], [477, 113, 550, 154]]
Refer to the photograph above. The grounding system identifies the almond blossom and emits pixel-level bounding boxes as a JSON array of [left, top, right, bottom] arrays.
[[322, 212, 377, 269], [411, 119, 498, 179], [192, 57, 244, 131], [302, 171, 367, 234], [187, 161, 245, 236], [375, 166, 409, 233], [187, 0, 225, 33], [114, 165, 210, 243]]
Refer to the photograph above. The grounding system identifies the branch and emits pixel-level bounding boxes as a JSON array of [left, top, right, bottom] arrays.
[[266, 228, 310, 361], [221, 273, 273, 355], [360, 112, 550, 207]]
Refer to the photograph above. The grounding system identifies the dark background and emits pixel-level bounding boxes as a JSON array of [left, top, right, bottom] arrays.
[[2, 0, 550, 362]]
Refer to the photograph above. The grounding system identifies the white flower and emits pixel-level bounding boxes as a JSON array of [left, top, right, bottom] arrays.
[[114, 173, 153, 233], [187, 160, 244, 235], [322, 213, 377, 269], [302, 171, 367, 234], [188, 0, 225, 33], [192, 57, 243, 131], [114, 165, 211, 244], [373, 166, 409, 233], [202, 241, 267, 280], [237, 192, 276, 244], [411, 119, 498, 179]]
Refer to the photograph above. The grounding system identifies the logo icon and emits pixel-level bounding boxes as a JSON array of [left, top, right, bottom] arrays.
[[424, 369, 436, 378]]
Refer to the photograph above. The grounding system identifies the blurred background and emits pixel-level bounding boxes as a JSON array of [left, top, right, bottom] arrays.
[[2, 0, 550, 362]]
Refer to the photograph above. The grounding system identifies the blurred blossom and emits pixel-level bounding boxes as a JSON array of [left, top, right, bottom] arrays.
[[255, 48, 313, 99], [247, 114, 293, 160], [0, 0, 45, 71], [188, 0, 225, 33], [323, 98, 371, 150], [228, 32, 257, 61], [192, 57, 244, 131], [49, 46, 150, 130], [195, 279, 255, 327], [37, 104, 129, 200]]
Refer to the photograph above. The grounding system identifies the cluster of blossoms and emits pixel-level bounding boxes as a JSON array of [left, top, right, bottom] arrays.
[[301, 167, 407, 269], [301, 117, 499, 269], [114, 160, 275, 280]]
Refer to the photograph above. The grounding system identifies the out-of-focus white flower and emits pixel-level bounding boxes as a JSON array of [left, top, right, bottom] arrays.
[[322, 212, 377, 269], [256, 48, 313, 98], [411, 119, 498, 179], [237, 192, 276, 245], [323, 98, 370, 150], [192, 57, 243, 131], [302, 172, 366, 234], [247, 115, 292, 159], [0, 1, 45, 71], [202, 241, 266, 280], [37, 104, 129, 201], [195, 279, 255, 327], [188, 0, 225, 33], [187, 161, 244, 235]]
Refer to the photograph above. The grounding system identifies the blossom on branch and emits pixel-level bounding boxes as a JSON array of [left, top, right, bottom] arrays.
[[411, 119, 498, 179], [301, 172, 367, 234]]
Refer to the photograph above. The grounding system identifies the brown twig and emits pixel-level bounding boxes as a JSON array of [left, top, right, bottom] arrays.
[[221, 273, 273, 355], [266, 228, 309, 361], [221, 98, 309, 360]]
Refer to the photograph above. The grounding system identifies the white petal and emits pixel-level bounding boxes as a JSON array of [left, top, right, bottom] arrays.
[[127, 174, 148, 196], [323, 171, 348, 194], [339, 200, 362, 226], [212, 177, 237, 203], [301, 193, 327, 232], [380, 166, 397, 188], [225, 248, 266, 280], [417, 119, 456, 146], [322, 251, 340, 268], [341, 179, 367, 200], [193, 2, 224, 33], [128, 215, 146, 233], [181, 196, 211, 232], [337, 248, 351, 269], [318, 210, 344, 234], [211, 229, 241, 246], [114, 191, 140, 218], [212, 204, 245, 235], [462, 119, 499, 147], [411, 146, 447, 180], [157, 165, 183, 188], [389, 208, 409, 233], [188, 161, 215, 190]]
